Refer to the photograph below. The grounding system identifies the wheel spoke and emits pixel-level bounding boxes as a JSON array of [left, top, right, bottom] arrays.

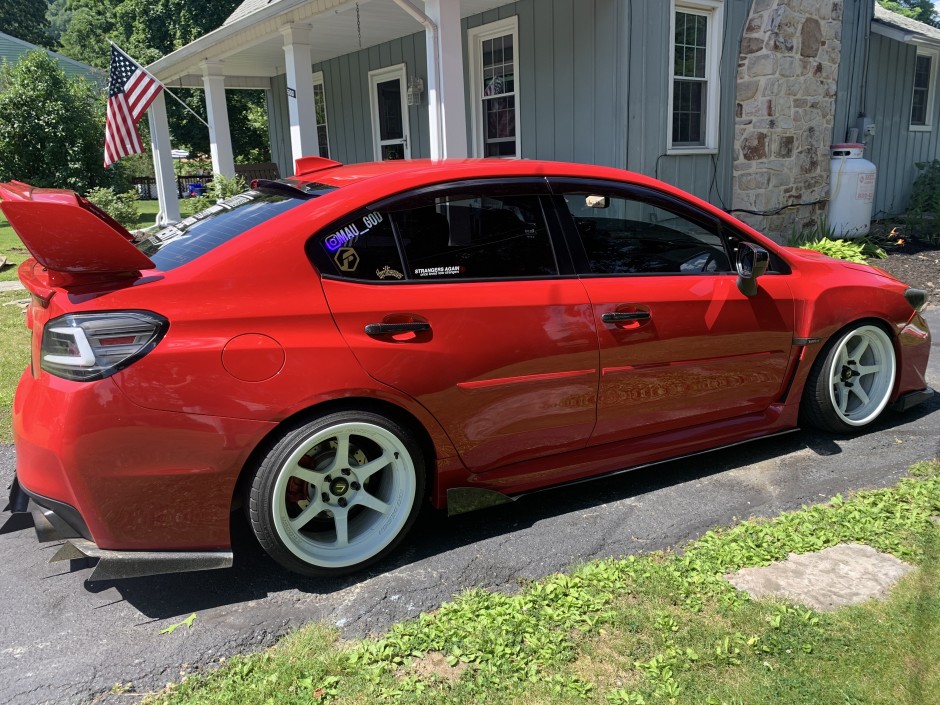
[[324, 433, 351, 475], [848, 337, 869, 362], [354, 491, 390, 515], [836, 383, 850, 412], [290, 498, 324, 531], [355, 452, 392, 481], [851, 385, 870, 408], [333, 508, 349, 547], [288, 467, 321, 485], [855, 363, 881, 377]]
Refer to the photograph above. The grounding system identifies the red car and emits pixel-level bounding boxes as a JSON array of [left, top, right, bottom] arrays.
[[0, 159, 933, 580]]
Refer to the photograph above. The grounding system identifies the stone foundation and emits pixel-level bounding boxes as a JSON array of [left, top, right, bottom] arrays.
[[733, 0, 843, 241]]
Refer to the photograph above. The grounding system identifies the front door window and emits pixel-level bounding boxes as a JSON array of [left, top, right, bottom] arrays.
[[369, 65, 410, 161]]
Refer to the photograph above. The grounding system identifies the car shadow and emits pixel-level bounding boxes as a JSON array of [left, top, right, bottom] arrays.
[[80, 395, 938, 619]]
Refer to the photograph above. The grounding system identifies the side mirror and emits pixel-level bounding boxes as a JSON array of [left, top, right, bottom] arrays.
[[736, 242, 769, 296]]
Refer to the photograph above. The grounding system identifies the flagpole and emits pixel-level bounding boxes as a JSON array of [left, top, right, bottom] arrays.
[[108, 40, 210, 129]]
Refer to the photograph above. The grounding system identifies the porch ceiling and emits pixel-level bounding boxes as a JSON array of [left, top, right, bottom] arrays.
[[149, 0, 509, 85]]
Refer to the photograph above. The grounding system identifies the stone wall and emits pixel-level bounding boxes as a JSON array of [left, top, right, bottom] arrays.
[[733, 0, 843, 241]]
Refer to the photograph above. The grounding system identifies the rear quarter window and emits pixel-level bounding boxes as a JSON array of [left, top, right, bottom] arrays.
[[137, 191, 306, 270]]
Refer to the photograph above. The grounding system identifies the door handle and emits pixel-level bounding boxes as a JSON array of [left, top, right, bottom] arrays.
[[601, 311, 651, 324], [365, 322, 431, 336]]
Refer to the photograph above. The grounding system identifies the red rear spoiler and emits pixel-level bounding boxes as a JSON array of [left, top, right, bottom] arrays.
[[0, 181, 156, 277]]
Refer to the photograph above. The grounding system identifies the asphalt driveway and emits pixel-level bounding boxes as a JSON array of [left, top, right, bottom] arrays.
[[1, 308, 938, 705]]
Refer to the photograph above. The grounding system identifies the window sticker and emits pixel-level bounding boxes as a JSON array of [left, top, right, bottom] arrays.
[[414, 265, 464, 277], [334, 247, 360, 272], [324, 211, 385, 251], [376, 265, 404, 280]]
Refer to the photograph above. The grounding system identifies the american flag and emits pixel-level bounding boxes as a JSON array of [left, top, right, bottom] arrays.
[[104, 44, 163, 167]]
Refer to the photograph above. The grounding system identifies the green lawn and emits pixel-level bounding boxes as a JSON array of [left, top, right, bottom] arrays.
[[145, 460, 940, 705], [0, 290, 30, 444]]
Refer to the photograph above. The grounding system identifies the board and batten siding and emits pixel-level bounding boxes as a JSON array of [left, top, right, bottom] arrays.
[[268, 34, 430, 175], [267, 0, 751, 207], [862, 32, 940, 217], [833, 0, 873, 147]]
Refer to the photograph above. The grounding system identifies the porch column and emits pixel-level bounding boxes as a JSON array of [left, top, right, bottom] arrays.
[[147, 92, 180, 225], [202, 61, 236, 178], [281, 23, 320, 168], [425, 0, 467, 159]]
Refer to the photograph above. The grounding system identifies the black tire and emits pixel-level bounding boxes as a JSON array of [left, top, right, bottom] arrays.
[[247, 410, 425, 577], [800, 323, 897, 434]]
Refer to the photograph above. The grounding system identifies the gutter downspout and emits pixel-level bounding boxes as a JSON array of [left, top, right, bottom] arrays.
[[392, 0, 444, 159]]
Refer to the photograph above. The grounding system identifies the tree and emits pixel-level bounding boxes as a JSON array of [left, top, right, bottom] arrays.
[[0, 51, 116, 193], [0, 0, 50, 47], [54, 0, 269, 163], [878, 1, 940, 27]]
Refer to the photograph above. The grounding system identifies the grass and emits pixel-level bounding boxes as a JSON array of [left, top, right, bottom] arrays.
[[143, 460, 940, 705], [0, 290, 30, 444]]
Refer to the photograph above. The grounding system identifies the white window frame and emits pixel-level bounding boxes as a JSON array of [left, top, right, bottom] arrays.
[[368, 63, 411, 161], [312, 71, 330, 158], [667, 0, 724, 155], [467, 16, 521, 158], [910, 45, 938, 132]]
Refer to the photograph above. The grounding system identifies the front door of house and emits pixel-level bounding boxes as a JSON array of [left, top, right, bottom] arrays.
[[369, 64, 410, 161]]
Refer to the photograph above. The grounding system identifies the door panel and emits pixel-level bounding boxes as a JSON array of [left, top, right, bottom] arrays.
[[583, 274, 794, 444], [322, 279, 599, 472]]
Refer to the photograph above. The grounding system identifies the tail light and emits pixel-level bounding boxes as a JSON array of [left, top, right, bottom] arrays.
[[40, 311, 168, 381]]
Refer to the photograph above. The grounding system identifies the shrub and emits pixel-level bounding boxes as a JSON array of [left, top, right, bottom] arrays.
[[797, 237, 887, 263], [906, 159, 940, 244], [209, 173, 248, 200], [85, 187, 140, 229]]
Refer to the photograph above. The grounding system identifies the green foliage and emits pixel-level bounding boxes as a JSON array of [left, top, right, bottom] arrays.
[[0, 0, 51, 46], [877, 0, 939, 27], [907, 159, 940, 244], [787, 213, 836, 245], [0, 51, 118, 193], [208, 173, 248, 200], [85, 187, 140, 228], [796, 237, 888, 263], [53, 0, 269, 164], [144, 460, 940, 705]]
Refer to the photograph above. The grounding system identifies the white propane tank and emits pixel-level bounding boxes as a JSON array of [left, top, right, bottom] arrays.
[[827, 143, 876, 238]]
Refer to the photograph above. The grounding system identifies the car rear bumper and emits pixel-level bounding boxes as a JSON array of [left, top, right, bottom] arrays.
[[4, 476, 233, 580], [13, 368, 277, 552]]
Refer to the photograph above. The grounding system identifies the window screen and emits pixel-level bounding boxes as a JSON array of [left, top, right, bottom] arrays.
[[562, 192, 730, 275]]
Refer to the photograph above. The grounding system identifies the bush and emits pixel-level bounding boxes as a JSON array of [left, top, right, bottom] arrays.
[[209, 173, 248, 200], [906, 160, 940, 244], [85, 187, 140, 229], [796, 237, 887, 263], [0, 51, 117, 193]]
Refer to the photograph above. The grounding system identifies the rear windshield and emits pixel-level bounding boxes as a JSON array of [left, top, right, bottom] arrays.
[[137, 185, 332, 270]]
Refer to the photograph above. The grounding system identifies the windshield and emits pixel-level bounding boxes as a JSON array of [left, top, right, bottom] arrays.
[[137, 183, 334, 271]]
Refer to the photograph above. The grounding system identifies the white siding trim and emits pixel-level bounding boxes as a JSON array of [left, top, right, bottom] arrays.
[[467, 16, 520, 158], [910, 45, 939, 132], [667, 0, 724, 153]]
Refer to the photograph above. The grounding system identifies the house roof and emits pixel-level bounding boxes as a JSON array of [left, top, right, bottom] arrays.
[[149, 0, 507, 85], [225, 0, 275, 25], [873, 4, 940, 46], [0, 30, 105, 83]]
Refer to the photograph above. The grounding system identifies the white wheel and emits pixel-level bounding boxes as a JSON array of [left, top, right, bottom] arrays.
[[803, 324, 897, 433], [248, 411, 424, 576]]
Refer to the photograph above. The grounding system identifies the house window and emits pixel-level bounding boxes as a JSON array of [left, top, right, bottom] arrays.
[[313, 71, 330, 158], [468, 17, 520, 158], [668, 1, 723, 153], [910, 48, 938, 130]]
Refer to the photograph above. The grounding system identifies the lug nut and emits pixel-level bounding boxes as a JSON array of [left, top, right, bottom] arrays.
[[338, 497, 347, 507], [321, 492, 330, 503], [325, 475, 333, 483], [351, 481, 361, 490], [341, 468, 351, 476]]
